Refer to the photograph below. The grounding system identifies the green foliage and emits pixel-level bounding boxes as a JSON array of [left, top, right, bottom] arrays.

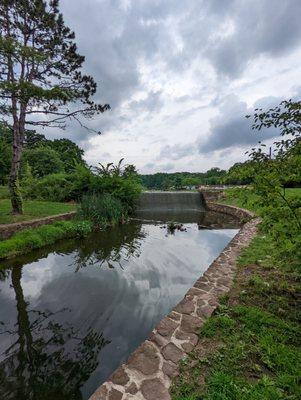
[[223, 161, 256, 185], [20, 160, 142, 212], [49, 138, 86, 173], [89, 174, 141, 212], [78, 193, 127, 228], [140, 168, 227, 190], [0, 220, 92, 260], [224, 186, 301, 267], [22, 146, 64, 178], [22, 173, 73, 202], [0, 186, 9, 199]]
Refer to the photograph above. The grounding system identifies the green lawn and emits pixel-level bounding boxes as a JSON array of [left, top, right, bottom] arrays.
[[221, 187, 301, 213], [0, 199, 76, 225]]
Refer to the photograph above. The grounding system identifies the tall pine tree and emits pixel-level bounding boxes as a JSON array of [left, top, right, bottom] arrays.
[[0, 0, 109, 213]]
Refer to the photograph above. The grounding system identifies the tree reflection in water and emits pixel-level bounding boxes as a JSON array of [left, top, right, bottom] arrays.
[[0, 266, 109, 400], [72, 221, 146, 270]]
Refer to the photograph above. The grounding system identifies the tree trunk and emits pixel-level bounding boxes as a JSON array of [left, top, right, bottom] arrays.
[[9, 122, 23, 215]]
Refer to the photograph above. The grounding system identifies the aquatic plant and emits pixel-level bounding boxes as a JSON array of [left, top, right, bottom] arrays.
[[78, 193, 127, 228]]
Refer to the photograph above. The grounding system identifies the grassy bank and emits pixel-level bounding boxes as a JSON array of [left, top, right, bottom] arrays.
[[0, 193, 129, 260], [0, 220, 92, 260], [171, 188, 301, 400], [0, 199, 76, 224]]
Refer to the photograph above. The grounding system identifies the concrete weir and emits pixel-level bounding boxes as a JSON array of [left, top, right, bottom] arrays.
[[136, 191, 205, 212]]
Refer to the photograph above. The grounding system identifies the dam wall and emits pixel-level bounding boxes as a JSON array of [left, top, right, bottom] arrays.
[[136, 191, 205, 211]]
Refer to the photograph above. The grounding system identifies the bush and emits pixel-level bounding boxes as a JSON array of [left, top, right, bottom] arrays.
[[78, 193, 126, 228], [21, 162, 142, 213], [22, 173, 73, 202], [89, 175, 141, 212]]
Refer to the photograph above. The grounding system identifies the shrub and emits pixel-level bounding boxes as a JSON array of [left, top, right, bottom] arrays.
[[22, 173, 73, 202], [78, 193, 126, 228], [20, 162, 142, 212]]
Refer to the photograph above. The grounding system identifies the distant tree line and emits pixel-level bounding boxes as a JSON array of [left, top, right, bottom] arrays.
[[139, 168, 227, 190], [140, 155, 301, 190]]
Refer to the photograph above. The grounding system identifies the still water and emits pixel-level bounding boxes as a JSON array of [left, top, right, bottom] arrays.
[[0, 211, 239, 400]]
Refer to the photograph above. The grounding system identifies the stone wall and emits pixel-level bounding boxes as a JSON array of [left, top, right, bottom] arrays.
[[199, 188, 225, 203], [89, 204, 260, 400], [0, 211, 76, 240]]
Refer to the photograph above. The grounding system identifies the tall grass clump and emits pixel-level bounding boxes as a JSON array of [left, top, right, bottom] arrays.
[[78, 193, 127, 228]]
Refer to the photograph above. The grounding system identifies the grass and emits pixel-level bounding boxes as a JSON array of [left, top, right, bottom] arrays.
[[0, 198, 76, 225], [0, 220, 92, 260], [0, 185, 9, 199], [220, 187, 301, 213], [171, 188, 301, 400]]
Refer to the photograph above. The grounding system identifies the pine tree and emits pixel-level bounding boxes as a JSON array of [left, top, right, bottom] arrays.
[[0, 0, 109, 213]]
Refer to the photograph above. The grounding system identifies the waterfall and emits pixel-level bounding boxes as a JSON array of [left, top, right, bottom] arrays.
[[136, 191, 205, 211]]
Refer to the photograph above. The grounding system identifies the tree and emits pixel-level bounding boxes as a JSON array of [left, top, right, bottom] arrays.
[[22, 146, 64, 177], [247, 99, 301, 260], [0, 0, 109, 214], [49, 138, 85, 172], [0, 123, 12, 184]]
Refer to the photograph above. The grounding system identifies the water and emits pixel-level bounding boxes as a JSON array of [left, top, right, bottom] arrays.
[[0, 211, 239, 400]]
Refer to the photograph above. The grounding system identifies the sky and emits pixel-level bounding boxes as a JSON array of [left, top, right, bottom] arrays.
[[49, 0, 301, 174]]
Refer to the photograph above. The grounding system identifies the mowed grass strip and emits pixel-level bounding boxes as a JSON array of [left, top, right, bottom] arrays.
[[0, 198, 76, 225]]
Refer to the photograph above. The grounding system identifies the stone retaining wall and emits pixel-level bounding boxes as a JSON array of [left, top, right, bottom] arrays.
[[90, 204, 260, 400], [199, 188, 225, 203], [0, 211, 76, 240]]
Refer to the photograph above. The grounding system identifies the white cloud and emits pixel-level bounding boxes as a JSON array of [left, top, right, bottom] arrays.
[[43, 0, 301, 173]]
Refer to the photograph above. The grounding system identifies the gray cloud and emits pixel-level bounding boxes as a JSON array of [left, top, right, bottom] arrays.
[[198, 95, 281, 153], [159, 162, 175, 172], [39, 1, 301, 171], [178, 0, 301, 77], [159, 143, 195, 161], [129, 90, 164, 113]]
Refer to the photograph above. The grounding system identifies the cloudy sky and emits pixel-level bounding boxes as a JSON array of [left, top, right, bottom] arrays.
[[52, 0, 301, 173]]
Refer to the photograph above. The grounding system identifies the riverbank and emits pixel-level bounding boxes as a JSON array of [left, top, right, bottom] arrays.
[[171, 188, 301, 400], [0, 198, 76, 224]]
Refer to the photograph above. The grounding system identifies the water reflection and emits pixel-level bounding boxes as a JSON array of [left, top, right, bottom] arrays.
[[0, 214, 239, 399], [0, 267, 108, 400]]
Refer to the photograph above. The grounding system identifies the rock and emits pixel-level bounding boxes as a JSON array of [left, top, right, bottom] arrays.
[[162, 343, 185, 363], [149, 332, 166, 348], [110, 366, 129, 386], [127, 341, 160, 375], [126, 382, 138, 395], [89, 385, 108, 400], [196, 304, 215, 318], [156, 317, 178, 338], [162, 361, 179, 378], [174, 330, 198, 346], [174, 298, 195, 315], [141, 378, 170, 400], [181, 315, 204, 333], [108, 388, 123, 400]]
